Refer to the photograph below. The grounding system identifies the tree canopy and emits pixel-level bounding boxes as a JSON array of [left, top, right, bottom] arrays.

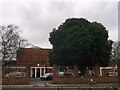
[[49, 18, 112, 67], [110, 41, 120, 65], [0, 24, 30, 65]]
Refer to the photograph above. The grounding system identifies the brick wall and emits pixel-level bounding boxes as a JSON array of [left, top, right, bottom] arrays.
[[53, 76, 118, 84], [2, 77, 29, 85], [2, 65, 29, 85]]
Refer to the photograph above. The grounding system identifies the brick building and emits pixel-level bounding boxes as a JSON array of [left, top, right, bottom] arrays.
[[16, 46, 52, 78], [2, 46, 119, 85], [2, 46, 53, 85]]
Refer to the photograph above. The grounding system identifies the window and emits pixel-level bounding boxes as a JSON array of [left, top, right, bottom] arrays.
[[4, 67, 26, 78]]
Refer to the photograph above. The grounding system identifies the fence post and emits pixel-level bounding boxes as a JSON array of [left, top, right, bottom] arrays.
[[53, 64, 57, 78], [73, 65, 78, 77]]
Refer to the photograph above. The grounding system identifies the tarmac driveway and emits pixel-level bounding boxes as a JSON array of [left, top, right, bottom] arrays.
[[29, 78, 52, 87]]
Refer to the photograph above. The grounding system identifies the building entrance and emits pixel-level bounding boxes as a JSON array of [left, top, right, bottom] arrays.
[[37, 68, 40, 77], [30, 67, 46, 78], [30, 67, 53, 78], [32, 68, 35, 78]]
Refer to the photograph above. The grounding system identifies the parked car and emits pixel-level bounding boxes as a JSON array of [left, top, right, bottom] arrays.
[[63, 73, 74, 77], [4, 72, 26, 78], [57, 72, 74, 77], [107, 72, 115, 76], [58, 72, 64, 77], [40, 73, 53, 81]]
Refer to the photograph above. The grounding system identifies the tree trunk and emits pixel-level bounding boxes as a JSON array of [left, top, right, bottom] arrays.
[[95, 64, 99, 77], [73, 65, 78, 77]]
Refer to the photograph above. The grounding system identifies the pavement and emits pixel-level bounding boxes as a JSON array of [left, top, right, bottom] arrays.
[[2, 84, 120, 90], [2, 83, 120, 89]]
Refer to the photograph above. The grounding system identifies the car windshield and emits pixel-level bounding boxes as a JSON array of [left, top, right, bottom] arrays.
[[43, 73, 51, 77]]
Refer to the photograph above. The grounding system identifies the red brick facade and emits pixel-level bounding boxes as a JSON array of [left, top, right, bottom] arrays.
[[2, 47, 52, 85], [17, 47, 51, 67], [16, 47, 53, 78]]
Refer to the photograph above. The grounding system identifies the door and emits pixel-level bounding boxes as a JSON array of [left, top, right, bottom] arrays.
[[32, 68, 35, 78], [37, 68, 40, 77]]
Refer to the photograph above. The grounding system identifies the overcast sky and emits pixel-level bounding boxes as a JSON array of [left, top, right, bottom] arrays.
[[0, 0, 118, 48]]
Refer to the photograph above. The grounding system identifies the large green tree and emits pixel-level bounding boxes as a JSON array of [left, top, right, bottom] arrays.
[[49, 18, 112, 67]]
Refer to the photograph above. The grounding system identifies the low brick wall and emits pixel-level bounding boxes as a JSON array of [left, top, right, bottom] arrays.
[[2, 65, 29, 85], [2, 77, 29, 85], [53, 76, 118, 84]]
